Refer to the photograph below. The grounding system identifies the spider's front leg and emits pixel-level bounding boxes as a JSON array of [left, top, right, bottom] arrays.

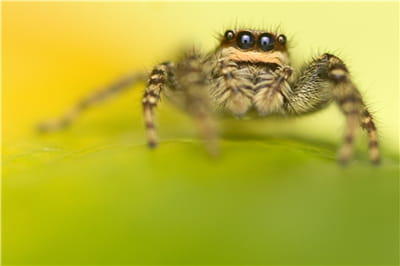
[[142, 62, 175, 148], [286, 53, 380, 165], [142, 53, 217, 154]]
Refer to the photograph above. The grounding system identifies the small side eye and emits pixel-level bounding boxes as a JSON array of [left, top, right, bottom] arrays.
[[258, 33, 275, 51], [277, 34, 287, 45], [237, 31, 255, 49], [224, 30, 235, 40]]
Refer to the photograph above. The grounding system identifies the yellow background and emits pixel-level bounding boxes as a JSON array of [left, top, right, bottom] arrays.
[[2, 1, 399, 152]]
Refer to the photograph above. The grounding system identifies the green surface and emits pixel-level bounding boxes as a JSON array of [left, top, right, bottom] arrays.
[[3, 107, 399, 265]]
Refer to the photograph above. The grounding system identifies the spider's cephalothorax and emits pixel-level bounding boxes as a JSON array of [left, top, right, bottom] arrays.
[[207, 29, 293, 116], [38, 29, 380, 165]]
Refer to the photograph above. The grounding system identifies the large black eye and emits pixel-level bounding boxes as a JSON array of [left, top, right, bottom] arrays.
[[258, 33, 275, 51], [236, 31, 255, 49]]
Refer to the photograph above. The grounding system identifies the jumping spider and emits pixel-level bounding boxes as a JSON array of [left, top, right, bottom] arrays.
[[39, 28, 380, 165]]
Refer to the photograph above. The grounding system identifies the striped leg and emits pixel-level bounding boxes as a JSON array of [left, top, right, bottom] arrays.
[[37, 73, 146, 133], [211, 59, 254, 116], [286, 53, 380, 165], [361, 108, 380, 164], [176, 51, 217, 154], [254, 66, 293, 114], [327, 54, 380, 165], [142, 62, 174, 148]]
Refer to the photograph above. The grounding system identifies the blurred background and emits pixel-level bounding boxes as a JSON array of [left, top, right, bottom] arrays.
[[3, 1, 399, 147], [2, 1, 399, 265]]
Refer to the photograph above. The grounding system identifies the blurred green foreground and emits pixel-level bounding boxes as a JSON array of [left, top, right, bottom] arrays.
[[2, 96, 399, 265]]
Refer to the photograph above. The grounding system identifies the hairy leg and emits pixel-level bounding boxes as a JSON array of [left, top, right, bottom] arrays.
[[360, 109, 380, 163], [328, 55, 379, 164], [210, 58, 254, 116], [37, 73, 146, 132], [286, 53, 380, 164], [142, 62, 174, 148], [253, 65, 293, 115], [175, 51, 217, 154]]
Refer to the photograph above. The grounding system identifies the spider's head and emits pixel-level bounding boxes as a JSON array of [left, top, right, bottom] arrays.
[[219, 29, 289, 66]]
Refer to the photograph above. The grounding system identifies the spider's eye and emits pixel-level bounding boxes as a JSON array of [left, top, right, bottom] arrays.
[[258, 33, 275, 51], [236, 31, 255, 49], [224, 30, 235, 40], [277, 34, 287, 45]]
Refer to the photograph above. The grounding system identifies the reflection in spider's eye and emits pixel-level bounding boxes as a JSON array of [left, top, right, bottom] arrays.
[[225, 30, 235, 40], [277, 34, 287, 45], [237, 31, 255, 49], [258, 33, 275, 51]]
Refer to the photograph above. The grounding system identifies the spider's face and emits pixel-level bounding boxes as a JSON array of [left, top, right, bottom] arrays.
[[219, 29, 289, 65]]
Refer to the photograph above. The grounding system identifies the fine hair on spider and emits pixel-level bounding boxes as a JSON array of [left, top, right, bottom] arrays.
[[38, 26, 380, 165]]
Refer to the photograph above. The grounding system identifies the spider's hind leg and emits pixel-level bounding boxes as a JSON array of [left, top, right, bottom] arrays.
[[37, 73, 145, 133], [175, 51, 218, 154]]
